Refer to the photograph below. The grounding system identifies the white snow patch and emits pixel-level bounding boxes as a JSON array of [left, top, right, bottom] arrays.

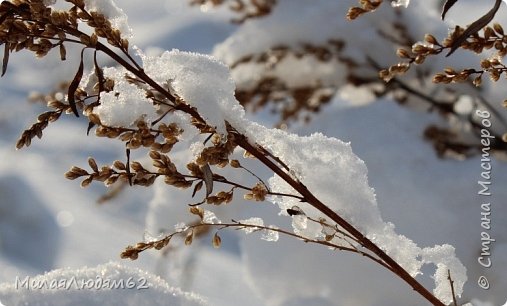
[[239, 217, 264, 234], [93, 67, 158, 127], [84, 0, 132, 38], [140, 49, 245, 136], [0, 262, 207, 306], [391, 0, 410, 8]]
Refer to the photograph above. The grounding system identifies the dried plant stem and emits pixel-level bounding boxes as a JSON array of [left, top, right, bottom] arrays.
[[233, 134, 446, 306], [1, 3, 458, 305], [140, 170, 305, 201], [6, 8, 443, 302], [89, 37, 445, 306], [448, 269, 458, 306], [126, 220, 394, 272]]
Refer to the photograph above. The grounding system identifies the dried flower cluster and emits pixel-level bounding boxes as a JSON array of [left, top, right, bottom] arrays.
[[1, 1, 470, 305], [189, 0, 276, 23], [381, 24, 507, 85], [376, 5, 507, 157], [346, 0, 383, 20], [194, 0, 507, 160], [2, 0, 300, 207], [231, 40, 353, 125]]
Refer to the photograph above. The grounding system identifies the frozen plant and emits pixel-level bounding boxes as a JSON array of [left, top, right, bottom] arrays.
[[200, 0, 507, 159], [359, 0, 507, 155], [0, 0, 480, 305]]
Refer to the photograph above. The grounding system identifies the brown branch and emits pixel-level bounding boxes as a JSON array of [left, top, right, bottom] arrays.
[[92, 33, 446, 306], [4, 5, 447, 304], [233, 133, 445, 306], [122, 220, 393, 272]]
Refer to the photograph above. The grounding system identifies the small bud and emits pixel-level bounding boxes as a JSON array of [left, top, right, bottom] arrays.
[[424, 34, 438, 45], [346, 7, 366, 20], [480, 60, 492, 69], [90, 33, 98, 46], [113, 160, 126, 170], [414, 55, 425, 65], [88, 157, 98, 172], [494, 23, 504, 35], [473, 76, 482, 87], [230, 160, 241, 168], [79, 34, 90, 45], [190, 206, 204, 220], [130, 161, 144, 172], [59, 44, 66, 61], [212, 232, 221, 248], [80, 176, 93, 188], [88, 113, 102, 125], [184, 231, 194, 245], [396, 48, 411, 59]]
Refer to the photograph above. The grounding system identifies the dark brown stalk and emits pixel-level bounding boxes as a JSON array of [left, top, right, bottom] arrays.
[[78, 29, 444, 306], [234, 134, 445, 306]]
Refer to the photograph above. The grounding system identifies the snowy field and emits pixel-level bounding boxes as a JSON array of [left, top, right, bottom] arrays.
[[0, 0, 506, 305]]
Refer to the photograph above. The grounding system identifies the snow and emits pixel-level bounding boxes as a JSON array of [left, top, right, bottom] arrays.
[[203, 210, 221, 224], [237, 218, 279, 242], [93, 67, 158, 127], [0, 262, 207, 306], [106, 42, 467, 302], [83, 0, 132, 38], [238, 217, 264, 234], [391, 0, 410, 8], [261, 227, 279, 242], [422, 245, 467, 303], [140, 49, 244, 136], [0, 0, 506, 305]]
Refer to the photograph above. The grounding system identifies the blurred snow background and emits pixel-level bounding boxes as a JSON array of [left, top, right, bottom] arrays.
[[0, 0, 506, 305]]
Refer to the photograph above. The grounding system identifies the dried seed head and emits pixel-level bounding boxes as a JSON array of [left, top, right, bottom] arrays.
[[88, 157, 98, 172], [212, 232, 221, 248], [184, 230, 194, 245], [346, 7, 367, 20], [121, 246, 140, 260], [190, 206, 204, 220], [80, 176, 93, 188], [473, 76, 482, 87], [230, 159, 241, 168], [396, 48, 411, 59], [105, 175, 119, 186], [494, 23, 504, 36], [424, 34, 438, 45], [113, 160, 126, 170], [130, 161, 144, 172]]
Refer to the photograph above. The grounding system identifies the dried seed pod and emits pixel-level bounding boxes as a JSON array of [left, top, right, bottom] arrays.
[[230, 159, 241, 168], [212, 232, 221, 248], [113, 160, 126, 170], [184, 230, 194, 245], [80, 176, 93, 188], [88, 157, 98, 172], [190, 206, 204, 220]]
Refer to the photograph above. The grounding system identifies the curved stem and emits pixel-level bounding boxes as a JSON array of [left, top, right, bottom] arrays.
[[85, 28, 444, 306], [233, 134, 445, 306]]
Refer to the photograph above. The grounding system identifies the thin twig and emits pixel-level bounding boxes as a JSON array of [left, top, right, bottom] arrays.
[[447, 269, 458, 306], [125, 220, 394, 272]]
